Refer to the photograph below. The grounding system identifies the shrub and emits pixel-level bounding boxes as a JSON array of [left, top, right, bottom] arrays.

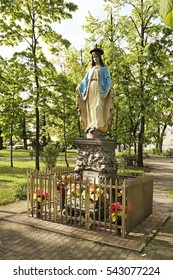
[[164, 148, 173, 157], [151, 148, 160, 155], [122, 154, 137, 167], [41, 143, 60, 169], [15, 183, 27, 200]]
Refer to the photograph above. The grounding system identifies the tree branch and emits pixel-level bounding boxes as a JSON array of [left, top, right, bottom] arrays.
[[129, 16, 141, 37]]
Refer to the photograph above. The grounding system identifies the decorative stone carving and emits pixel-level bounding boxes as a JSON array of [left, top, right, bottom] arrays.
[[74, 138, 118, 181]]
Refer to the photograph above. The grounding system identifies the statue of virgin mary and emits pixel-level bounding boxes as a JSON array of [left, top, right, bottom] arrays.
[[76, 47, 114, 138]]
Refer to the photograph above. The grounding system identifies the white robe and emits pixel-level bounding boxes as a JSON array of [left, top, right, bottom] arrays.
[[76, 66, 114, 133]]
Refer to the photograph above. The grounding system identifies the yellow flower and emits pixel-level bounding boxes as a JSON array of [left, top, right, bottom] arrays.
[[76, 189, 81, 197], [111, 212, 116, 222], [117, 211, 122, 217], [61, 175, 65, 181], [33, 193, 42, 202]]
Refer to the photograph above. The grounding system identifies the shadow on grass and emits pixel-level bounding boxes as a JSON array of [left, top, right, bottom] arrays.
[[0, 166, 27, 176], [0, 178, 14, 184], [0, 164, 29, 191]]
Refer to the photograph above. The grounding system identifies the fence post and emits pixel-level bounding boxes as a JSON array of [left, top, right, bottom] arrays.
[[121, 180, 126, 238], [54, 174, 58, 223], [27, 170, 30, 217], [85, 178, 90, 230], [30, 171, 34, 217]]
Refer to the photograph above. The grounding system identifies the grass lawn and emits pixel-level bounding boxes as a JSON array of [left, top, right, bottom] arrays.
[[0, 150, 76, 205], [0, 159, 76, 186], [0, 149, 77, 158], [0, 149, 145, 205], [0, 149, 29, 158]]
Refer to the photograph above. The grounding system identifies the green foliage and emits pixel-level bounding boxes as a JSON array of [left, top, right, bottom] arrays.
[[163, 148, 173, 157], [0, 0, 78, 170], [0, 0, 78, 47], [41, 143, 60, 169], [83, 0, 173, 163], [15, 183, 27, 200], [0, 0, 172, 169], [167, 192, 173, 199], [160, 0, 173, 29], [151, 148, 161, 155], [122, 154, 137, 167]]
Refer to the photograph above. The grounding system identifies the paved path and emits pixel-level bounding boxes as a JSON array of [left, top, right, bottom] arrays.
[[144, 156, 173, 214], [0, 156, 173, 260]]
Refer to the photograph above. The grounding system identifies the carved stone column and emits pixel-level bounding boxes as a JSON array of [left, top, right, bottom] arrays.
[[74, 138, 118, 182]]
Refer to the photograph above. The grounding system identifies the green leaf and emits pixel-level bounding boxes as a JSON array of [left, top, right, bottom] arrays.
[[160, 0, 173, 29], [164, 9, 173, 28]]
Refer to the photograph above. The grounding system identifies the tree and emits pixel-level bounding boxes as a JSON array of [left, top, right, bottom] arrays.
[[49, 71, 78, 167], [62, 46, 90, 138], [0, 0, 77, 170], [82, 1, 160, 162], [41, 142, 59, 169], [0, 58, 26, 166], [145, 26, 173, 152], [0, 56, 6, 150], [102, 0, 162, 165]]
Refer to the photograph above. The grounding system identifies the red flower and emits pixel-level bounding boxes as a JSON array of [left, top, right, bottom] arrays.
[[34, 189, 49, 201], [111, 202, 122, 213]]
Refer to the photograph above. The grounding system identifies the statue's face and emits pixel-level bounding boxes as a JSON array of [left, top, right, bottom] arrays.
[[92, 52, 100, 65]]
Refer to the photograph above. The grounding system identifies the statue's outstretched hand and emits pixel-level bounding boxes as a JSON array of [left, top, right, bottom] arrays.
[[110, 88, 115, 97]]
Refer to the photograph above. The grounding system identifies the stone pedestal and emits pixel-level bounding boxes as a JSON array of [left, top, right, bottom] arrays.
[[74, 138, 118, 182]]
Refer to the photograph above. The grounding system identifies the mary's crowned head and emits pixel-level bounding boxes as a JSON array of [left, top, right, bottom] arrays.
[[90, 47, 104, 67]]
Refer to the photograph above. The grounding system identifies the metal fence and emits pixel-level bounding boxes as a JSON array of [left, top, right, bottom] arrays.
[[27, 168, 153, 238]]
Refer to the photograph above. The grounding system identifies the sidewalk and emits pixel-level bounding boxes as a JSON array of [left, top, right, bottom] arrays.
[[0, 156, 173, 260]]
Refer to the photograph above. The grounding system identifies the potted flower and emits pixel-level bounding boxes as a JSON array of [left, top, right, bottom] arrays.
[[110, 202, 123, 223], [33, 189, 49, 217], [67, 183, 84, 206]]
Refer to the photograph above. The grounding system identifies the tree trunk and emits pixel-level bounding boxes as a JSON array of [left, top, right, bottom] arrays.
[[134, 142, 137, 155], [63, 118, 69, 168], [159, 122, 167, 153], [41, 114, 47, 148], [0, 128, 3, 150], [35, 106, 40, 170], [10, 125, 13, 168], [156, 124, 160, 149], [34, 57, 40, 170], [22, 115, 27, 150], [137, 115, 145, 167], [159, 138, 163, 153]]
